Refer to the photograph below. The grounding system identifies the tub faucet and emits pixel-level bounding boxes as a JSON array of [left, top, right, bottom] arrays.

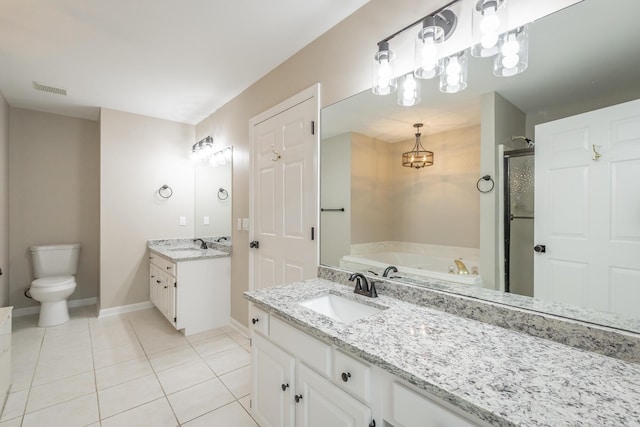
[[454, 259, 469, 275], [348, 273, 378, 298], [382, 266, 398, 277], [193, 238, 208, 249]]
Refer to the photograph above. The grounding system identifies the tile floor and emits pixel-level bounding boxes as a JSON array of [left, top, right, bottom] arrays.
[[1, 306, 258, 426]]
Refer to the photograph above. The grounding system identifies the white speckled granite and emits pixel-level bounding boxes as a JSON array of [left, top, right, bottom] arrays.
[[320, 267, 640, 364], [245, 279, 640, 426], [148, 238, 231, 262]]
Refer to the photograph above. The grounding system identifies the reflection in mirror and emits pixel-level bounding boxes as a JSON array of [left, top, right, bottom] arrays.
[[320, 0, 640, 332], [194, 147, 232, 242]]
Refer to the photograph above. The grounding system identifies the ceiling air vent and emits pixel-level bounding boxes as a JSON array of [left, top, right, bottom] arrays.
[[32, 82, 67, 96]]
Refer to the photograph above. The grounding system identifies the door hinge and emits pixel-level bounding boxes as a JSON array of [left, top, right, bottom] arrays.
[[173, 317, 177, 323], [311, 121, 315, 135], [174, 282, 177, 288], [311, 226, 315, 241]]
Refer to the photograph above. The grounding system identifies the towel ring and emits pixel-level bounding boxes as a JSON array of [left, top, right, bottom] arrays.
[[158, 185, 173, 199], [218, 188, 229, 201], [476, 175, 495, 193]]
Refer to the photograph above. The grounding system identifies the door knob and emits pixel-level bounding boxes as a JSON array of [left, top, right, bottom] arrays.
[[534, 244, 546, 253], [251, 318, 259, 324], [281, 383, 289, 391], [249, 241, 260, 249], [341, 372, 351, 382], [294, 394, 303, 403]]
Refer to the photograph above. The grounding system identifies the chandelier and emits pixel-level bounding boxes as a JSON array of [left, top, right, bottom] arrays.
[[402, 123, 433, 169]]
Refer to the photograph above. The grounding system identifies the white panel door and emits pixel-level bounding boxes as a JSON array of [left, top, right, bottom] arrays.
[[251, 95, 318, 290], [535, 99, 640, 316]]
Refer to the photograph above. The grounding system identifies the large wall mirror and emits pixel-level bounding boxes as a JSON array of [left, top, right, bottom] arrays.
[[194, 147, 232, 241], [320, 0, 640, 333]]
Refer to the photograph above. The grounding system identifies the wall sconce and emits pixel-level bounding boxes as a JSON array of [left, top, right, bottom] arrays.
[[209, 146, 233, 166], [402, 123, 434, 169], [494, 25, 529, 77], [370, 0, 528, 104]]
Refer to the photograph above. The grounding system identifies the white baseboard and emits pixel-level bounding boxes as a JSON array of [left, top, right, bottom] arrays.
[[13, 297, 98, 318], [229, 316, 249, 338], [98, 301, 154, 318]]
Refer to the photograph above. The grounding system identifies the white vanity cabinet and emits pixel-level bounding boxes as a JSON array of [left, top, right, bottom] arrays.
[[149, 252, 230, 336], [250, 303, 482, 427], [250, 308, 374, 427]]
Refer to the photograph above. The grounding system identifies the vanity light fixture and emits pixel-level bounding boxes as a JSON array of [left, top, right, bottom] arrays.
[[494, 25, 529, 77], [191, 136, 214, 161], [402, 123, 434, 169], [209, 146, 233, 166], [370, 0, 528, 102]]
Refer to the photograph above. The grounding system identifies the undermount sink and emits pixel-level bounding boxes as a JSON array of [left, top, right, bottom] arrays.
[[298, 293, 384, 323], [166, 246, 204, 251]]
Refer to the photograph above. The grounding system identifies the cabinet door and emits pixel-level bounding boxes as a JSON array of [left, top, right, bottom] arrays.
[[252, 334, 295, 427], [296, 362, 372, 427]]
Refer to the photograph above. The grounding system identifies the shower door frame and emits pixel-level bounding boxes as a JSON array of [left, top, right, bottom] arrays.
[[503, 147, 535, 293]]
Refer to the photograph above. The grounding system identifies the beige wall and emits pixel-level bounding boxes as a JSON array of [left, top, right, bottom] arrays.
[[351, 133, 391, 244], [0, 92, 8, 307], [8, 108, 100, 309], [100, 109, 195, 310], [196, 0, 446, 326], [390, 125, 480, 248]]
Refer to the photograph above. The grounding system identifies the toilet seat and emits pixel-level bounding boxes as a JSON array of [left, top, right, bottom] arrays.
[[31, 276, 75, 288]]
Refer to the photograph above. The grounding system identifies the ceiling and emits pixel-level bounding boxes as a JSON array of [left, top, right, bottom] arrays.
[[0, 0, 369, 124], [322, 0, 640, 143]]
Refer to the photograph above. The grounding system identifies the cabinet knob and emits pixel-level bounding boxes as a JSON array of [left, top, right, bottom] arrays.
[[281, 383, 289, 391], [251, 318, 259, 324], [156, 280, 161, 284], [294, 394, 303, 403], [166, 266, 171, 270], [164, 286, 168, 289], [341, 372, 351, 382]]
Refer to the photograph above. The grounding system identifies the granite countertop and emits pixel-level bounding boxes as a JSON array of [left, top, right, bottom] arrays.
[[148, 238, 231, 262], [245, 279, 640, 427]]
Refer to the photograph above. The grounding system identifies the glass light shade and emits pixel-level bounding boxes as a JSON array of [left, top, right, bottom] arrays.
[[439, 51, 468, 94], [471, 0, 507, 58], [397, 74, 421, 106], [414, 24, 445, 79], [494, 26, 529, 77], [372, 42, 397, 95]]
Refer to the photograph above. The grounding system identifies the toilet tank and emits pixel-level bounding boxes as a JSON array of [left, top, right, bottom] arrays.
[[30, 243, 81, 278]]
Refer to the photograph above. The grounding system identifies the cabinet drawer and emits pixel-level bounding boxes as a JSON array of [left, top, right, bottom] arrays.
[[270, 316, 331, 378], [391, 381, 477, 427], [249, 304, 270, 337], [150, 253, 175, 277], [334, 349, 371, 404]]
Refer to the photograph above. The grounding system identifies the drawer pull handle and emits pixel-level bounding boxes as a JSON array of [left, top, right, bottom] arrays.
[[341, 372, 351, 382], [281, 383, 289, 391], [251, 318, 259, 324], [294, 394, 303, 403]]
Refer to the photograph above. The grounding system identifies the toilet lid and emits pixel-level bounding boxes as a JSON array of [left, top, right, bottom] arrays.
[[32, 276, 75, 288]]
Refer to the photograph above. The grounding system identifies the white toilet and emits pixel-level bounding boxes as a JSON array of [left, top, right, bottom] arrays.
[[29, 243, 80, 327]]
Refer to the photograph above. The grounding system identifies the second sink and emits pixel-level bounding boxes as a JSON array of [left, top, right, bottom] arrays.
[[298, 293, 384, 323]]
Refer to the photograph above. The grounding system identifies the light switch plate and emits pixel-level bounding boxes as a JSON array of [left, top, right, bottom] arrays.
[[237, 218, 242, 231], [179, 216, 186, 226], [203, 216, 210, 225], [242, 218, 249, 230]]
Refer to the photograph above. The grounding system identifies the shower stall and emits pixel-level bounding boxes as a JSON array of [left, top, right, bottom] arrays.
[[503, 148, 535, 296]]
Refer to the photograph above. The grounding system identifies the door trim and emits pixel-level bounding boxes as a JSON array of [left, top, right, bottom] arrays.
[[248, 84, 321, 292]]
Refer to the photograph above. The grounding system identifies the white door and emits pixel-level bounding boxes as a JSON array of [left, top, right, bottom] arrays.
[[251, 333, 296, 427], [535, 99, 640, 316], [250, 88, 318, 290], [296, 362, 372, 427]]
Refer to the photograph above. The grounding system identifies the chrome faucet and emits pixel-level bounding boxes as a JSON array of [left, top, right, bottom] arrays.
[[382, 266, 398, 277], [193, 238, 208, 249], [349, 273, 378, 298], [454, 259, 469, 275]]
